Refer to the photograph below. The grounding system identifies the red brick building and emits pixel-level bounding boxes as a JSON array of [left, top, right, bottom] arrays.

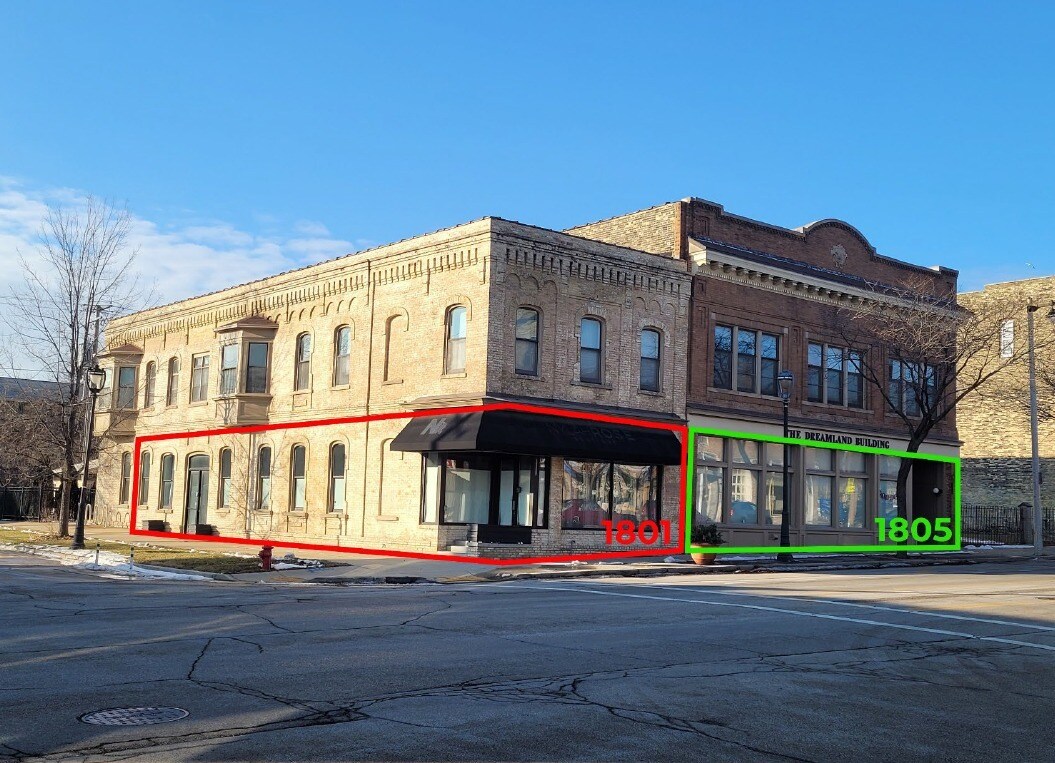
[[571, 198, 960, 548]]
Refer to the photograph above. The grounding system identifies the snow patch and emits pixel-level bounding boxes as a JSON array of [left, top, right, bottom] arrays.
[[0, 543, 210, 581]]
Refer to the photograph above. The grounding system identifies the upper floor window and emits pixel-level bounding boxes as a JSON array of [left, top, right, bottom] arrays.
[[515, 308, 540, 376], [166, 358, 180, 406], [160, 453, 175, 508], [808, 342, 865, 408], [117, 366, 137, 409], [1000, 320, 1014, 358], [888, 359, 937, 416], [257, 446, 272, 510], [640, 329, 661, 392], [295, 333, 312, 391], [291, 445, 307, 510], [144, 362, 157, 407], [713, 325, 780, 396], [138, 451, 150, 506], [219, 448, 232, 508], [329, 443, 347, 512], [580, 317, 603, 384], [190, 353, 210, 403], [119, 452, 132, 504], [246, 342, 269, 394], [219, 344, 238, 395], [334, 326, 351, 386], [445, 306, 467, 374]]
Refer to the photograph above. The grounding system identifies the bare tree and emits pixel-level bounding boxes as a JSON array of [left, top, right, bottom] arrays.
[[2, 197, 146, 536], [834, 275, 1049, 522]]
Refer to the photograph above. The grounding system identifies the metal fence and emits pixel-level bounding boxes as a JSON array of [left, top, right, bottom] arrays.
[[0, 486, 52, 521], [961, 504, 1055, 546]]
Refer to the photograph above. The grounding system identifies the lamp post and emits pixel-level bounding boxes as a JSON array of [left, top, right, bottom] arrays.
[[72, 365, 106, 550], [1026, 301, 1055, 557], [777, 370, 794, 562]]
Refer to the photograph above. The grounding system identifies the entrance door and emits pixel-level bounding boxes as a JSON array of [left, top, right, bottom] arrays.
[[496, 456, 543, 527], [184, 454, 210, 532]]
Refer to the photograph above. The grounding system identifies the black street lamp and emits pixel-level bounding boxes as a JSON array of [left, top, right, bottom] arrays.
[[72, 365, 106, 550], [777, 370, 794, 562]]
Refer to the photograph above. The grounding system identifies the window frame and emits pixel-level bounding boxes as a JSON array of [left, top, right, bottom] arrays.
[[144, 361, 157, 407], [166, 357, 180, 407], [579, 316, 603, 385], [138, 451, 150, 506], [218, 447, 232, 509], [119, 451, 132, 505], [189, 353, 210, 403], [256, 445, 272, 511], [328, 442, 347, 513], [560, 459, 662, 530], [804, 447, 870, 529], [692, 436, 789, 526], [514, 307, 540, 377], [294, 333, 312, 391], [333, 326, 352, 386], [245, 342, 270, 394], [160, 453, 175, 509], [290, 444, 307, 511], [713, 324, 781, 397], [807, 340, 866, 409], [640, 328, 662, 392], [219, 343, 239, 396], [444, 306, 467, 375], [116, 366, 137, 410]]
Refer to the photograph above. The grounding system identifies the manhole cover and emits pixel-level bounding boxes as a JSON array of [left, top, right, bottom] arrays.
[[80, 707, 189, 726]]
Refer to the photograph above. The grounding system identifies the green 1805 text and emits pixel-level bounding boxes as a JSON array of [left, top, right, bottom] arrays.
[[875, 517, 953, 543]]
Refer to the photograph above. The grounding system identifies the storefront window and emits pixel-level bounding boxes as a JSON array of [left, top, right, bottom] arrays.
[[695, 436, 787, 525], [613, 464, 658, 524], [806, 447, 872, 528], [561, 460, 658, 529], [443, 454, 492, 524], [879, 456, 900, 519], [563, 460, 611, 528], [695, 467, 723, 523]]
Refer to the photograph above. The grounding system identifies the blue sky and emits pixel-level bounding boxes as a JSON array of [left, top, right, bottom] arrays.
[[1, 1, 1053, 297]]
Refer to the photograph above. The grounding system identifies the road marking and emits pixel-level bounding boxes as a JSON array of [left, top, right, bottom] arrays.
[[629, 584, 1055, 633], [499, 583, 1055, 654]]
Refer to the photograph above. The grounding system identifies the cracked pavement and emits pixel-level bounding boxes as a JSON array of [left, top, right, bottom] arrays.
[[2, 551, 1055, 762]]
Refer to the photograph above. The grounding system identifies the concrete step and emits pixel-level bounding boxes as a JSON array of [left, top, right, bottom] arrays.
[[448, 544, 470, 555]]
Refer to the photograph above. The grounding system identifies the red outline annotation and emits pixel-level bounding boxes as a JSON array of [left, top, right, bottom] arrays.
[[128, 401, 690, 566]]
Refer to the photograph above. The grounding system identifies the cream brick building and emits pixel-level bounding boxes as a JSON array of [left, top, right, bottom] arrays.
[[93, 217, 691, 557]]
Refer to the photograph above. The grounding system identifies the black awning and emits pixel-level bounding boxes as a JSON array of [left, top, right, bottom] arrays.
[[389, 410, 682, 465]]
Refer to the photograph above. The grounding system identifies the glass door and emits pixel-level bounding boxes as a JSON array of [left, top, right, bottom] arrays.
[[497, 456, 545, 527], [184, 455, 210, 531]]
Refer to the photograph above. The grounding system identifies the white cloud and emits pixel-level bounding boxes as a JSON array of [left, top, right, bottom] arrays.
[[0, 177, 362, 374]]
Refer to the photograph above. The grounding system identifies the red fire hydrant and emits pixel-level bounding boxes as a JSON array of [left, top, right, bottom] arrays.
[[259, 545, 274, 571]]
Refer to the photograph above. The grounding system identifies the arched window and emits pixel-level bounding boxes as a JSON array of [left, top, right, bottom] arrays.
[[291, 445, 307, 510], [119, 452, 132, 504], [294, 333, 312, 391], [515, 308, 540, 376], [640, 329, 661, 392], [257, 446, 272, 510], [138, 451, 151, 506], [329, 443, 347, 512], [219, 448, 232, 508], [144, 362, 157, 407], [445, 306, 467, 374], [580, 317, 603, 384], [160, 454, 175, 508], [166, 357, 180, 406], [333, 326, 351, 386]]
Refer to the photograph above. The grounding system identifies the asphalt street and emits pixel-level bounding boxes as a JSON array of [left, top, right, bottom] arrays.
[[2, 551, 1055, 762]]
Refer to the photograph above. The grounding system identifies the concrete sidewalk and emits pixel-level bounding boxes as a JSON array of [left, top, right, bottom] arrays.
[[5, 520, 1053, 584]]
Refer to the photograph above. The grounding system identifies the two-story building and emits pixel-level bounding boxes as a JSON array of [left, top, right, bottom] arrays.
[[93, 218, 691, 557], [569, 198, 960, 548]]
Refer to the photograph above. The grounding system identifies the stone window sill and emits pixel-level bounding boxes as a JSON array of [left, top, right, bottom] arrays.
[[571, 379, 613, 391]]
